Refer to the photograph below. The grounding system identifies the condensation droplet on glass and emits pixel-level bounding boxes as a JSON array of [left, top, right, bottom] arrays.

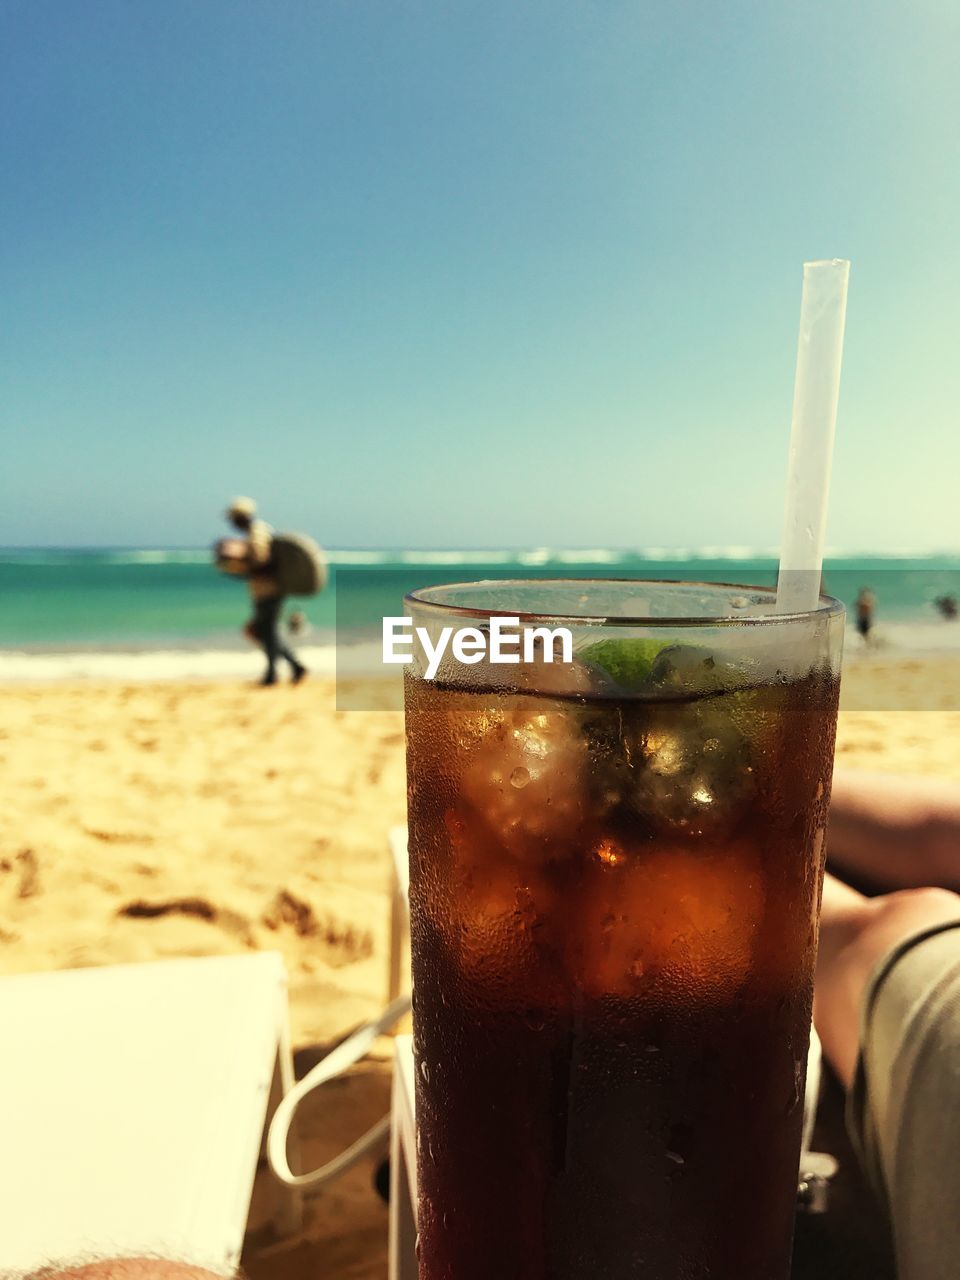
[[420, 1060, 431, 1084], [787, 1056, 804, 1114], [645, 1043, 660, 1055], [666, 1150, 685, 1166], [510, 766, 530, 789]]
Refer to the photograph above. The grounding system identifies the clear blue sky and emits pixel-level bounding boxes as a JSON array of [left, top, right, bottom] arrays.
[[2, 1, 958, 550]]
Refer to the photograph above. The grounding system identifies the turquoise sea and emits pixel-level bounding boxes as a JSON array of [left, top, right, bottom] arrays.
[[1, 548, 959, 656]]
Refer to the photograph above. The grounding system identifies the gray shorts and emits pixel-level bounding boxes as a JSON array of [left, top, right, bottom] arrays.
[[847, 919, 960, 1280]]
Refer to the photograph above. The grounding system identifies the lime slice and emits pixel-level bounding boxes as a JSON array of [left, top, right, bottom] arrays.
[[579, 637, 666, 691]]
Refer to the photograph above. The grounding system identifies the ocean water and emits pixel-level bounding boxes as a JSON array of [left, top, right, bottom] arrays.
[[1, 547, 959, 661]]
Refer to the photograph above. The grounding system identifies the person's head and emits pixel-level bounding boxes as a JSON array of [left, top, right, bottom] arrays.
[[225, 496, 256, 531], [15, 1259, 232, 1280]]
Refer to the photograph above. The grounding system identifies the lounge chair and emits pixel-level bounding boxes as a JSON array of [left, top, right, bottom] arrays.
[[0, 952, 299, 1275], [266, 826, 412, 1190]]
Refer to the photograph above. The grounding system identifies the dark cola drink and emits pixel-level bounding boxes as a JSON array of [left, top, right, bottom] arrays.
[[404, 588, 842, 1280]]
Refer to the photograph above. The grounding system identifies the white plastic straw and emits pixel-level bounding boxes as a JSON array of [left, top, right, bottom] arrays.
[[776, 259, 850, 614]]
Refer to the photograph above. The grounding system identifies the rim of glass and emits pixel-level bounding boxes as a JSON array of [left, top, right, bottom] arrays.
[[404, 579, 845, 628]]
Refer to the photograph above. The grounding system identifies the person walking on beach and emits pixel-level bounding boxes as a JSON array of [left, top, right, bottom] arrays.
[[225, 496, 307, 687], [855, 586, 876, 644]]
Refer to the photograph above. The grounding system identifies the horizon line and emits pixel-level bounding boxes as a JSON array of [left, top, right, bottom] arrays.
[[1, 543, 959, 559]]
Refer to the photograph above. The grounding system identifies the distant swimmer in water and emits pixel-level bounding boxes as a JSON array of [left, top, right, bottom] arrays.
[[855, 587, 876, 643], [935, 594, 958, 621]]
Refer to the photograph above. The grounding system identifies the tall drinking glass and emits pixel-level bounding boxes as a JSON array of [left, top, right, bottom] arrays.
[[404, 581, 844, 1279]]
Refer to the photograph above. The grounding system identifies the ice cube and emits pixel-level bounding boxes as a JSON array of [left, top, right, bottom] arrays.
[[624, 701, 755, 838], [572, 839, 765, 1000], [459, 700, 591, 863], [441, 818, 562, 998], [516, 653, 603, 698]]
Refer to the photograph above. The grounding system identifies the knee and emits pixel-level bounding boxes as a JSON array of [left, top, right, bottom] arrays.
[[870, 885, 960, 923], [859, 886, 960, 956]]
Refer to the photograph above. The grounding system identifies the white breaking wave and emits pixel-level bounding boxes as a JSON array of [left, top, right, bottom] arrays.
[[100, 549, 211, 565], [633, 545, 778, 562], [554, 549, 624, 565], [398, 549, 520, 565], [824, 546, 960, 561], [0, 548, 213, 567], [325, 549, 391, 565]]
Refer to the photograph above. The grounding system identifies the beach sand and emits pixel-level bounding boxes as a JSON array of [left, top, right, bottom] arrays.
[[2, 656, 959, 1277]]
